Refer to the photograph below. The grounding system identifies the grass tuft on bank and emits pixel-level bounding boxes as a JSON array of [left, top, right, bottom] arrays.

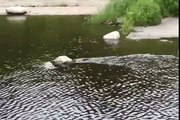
[[90, 0, 137, 24], [90, 0, 179, 34]]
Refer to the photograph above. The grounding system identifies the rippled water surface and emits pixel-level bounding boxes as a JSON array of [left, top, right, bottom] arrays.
[[0, 15, 178, 73], [0, 16, 179, 120]]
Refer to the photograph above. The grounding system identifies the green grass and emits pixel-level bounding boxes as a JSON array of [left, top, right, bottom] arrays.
[[155, 0, 179, 17], [122, 0, 161, 33], [90, 0, 137, 23], [90, 0, 179, 34]]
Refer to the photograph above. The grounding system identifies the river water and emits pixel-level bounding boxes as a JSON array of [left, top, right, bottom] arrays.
[[0, 15, 179, 120]]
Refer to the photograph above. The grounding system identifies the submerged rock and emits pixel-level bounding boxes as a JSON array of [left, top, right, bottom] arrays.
[[160, 39, 173, 43], [103, 31, 120, 40], [6, 6, 27, 15], [74, 54, 178, 71]]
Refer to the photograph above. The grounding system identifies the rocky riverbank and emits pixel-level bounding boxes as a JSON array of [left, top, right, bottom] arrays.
[[0, 0, 109, 15], [127, 17, 179, 40], [0, 0, 178, 39]]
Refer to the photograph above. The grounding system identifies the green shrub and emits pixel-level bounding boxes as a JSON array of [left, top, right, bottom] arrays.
[[122, 0, 161, 34], [126, 0, 161, 26], [121, 18, 134, 34], [90, 0, 178, 34], [155, 0, 179, 17], [91, 0, 137, 23]]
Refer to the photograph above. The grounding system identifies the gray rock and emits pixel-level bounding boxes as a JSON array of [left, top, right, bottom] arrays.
[[126, 17, 179, 40], [103, 31, 120, 40], [6, 6, 27, 15]]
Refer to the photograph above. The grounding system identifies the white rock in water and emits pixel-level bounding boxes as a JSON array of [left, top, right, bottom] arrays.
[[53, 56, 72, 65], [160, 39, 173, 43], [6, 6, 27, 15], [43, 62, 56, 69], [103, 31, 120, 40]]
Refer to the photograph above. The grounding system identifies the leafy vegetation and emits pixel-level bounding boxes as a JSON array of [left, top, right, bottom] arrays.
[[155, 0, 179, 17], [90, 0, 179, 34], [122, 0, 161, 33], [90, 0, 137, 23]]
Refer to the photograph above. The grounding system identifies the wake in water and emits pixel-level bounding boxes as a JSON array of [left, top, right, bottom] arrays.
[[0, 54, 178, 120]]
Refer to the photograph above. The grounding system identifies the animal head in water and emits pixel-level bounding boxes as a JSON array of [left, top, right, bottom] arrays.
[[43, 62, 56, 69], [52, 55, 73, 66], [43, 56, 73, 70]]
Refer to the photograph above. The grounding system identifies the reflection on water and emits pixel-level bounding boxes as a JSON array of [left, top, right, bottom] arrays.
[[0, 15, 179, 119], [6, 16, 27, 23], [104, 38, 119, 47], [0, 55, 178, 119], [0, 15, 178, 74]]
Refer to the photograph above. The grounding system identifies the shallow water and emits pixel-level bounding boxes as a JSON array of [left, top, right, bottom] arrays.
[[0, 15, 178, 74], [0, 16, 179, 120]]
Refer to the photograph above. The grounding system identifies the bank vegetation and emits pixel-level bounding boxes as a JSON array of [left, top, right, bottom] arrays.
[[90, 0, 179, 34]]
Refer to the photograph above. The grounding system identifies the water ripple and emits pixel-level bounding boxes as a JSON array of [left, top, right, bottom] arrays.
[[0, 55, 178, 120]]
